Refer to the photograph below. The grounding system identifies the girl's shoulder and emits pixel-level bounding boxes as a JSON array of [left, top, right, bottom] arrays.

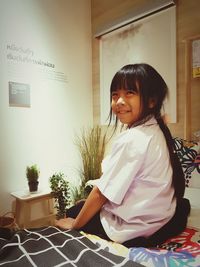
[[118, 117, 159, 141], [114, 117, 164, 153]]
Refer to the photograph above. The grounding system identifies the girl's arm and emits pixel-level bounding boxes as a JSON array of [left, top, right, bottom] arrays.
[[73, 186, 107, 229], [55, 186, 107, 230]]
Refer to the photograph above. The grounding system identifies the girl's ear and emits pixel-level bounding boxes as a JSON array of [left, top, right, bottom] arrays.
[[148, 98, 156, 108]]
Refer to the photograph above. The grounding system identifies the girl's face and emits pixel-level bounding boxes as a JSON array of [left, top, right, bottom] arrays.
[[111, 88, 141, 126]]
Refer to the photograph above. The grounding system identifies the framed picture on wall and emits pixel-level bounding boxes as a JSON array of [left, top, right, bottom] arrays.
[[192, 39, 200, 78]]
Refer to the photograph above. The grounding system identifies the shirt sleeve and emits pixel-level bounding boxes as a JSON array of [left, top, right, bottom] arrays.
[[96, 131, 146, 205]]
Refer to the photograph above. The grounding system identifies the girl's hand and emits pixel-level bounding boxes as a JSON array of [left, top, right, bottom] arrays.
[[55, 217, 75, 230]]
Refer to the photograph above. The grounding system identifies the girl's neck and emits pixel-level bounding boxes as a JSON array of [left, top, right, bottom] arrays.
[[128, 114, 153, 129]]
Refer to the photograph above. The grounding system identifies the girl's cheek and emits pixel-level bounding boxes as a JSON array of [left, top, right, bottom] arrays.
[[111, 102, 116, 113]]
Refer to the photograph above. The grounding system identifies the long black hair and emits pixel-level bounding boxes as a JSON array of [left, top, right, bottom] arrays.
[[108, 63, 185, 199]]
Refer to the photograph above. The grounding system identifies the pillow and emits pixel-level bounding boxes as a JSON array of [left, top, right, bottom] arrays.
[[173, 137, 200, 188], [184, 187, 200, 229]]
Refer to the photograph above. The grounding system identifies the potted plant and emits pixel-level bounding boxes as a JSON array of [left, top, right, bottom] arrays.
[[26, 164, 40, 192], [74, 125, 109, 200], [49, 172, 71, 219]]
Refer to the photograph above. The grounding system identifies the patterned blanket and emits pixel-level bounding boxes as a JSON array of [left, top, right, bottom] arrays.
[[83, 227, 200, 267], [129, 227, 200, 267], [0, 226, 144, 267]]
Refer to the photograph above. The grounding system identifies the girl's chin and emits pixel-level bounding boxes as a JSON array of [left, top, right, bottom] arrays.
[[119, 119, 131, 125], [118, 117, 136, 125]]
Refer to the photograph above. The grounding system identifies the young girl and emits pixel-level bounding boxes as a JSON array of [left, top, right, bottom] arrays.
[[56, 63, 190, 247]]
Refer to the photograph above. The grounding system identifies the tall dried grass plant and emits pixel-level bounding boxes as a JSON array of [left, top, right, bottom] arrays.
[[74, 125, 109, 200]]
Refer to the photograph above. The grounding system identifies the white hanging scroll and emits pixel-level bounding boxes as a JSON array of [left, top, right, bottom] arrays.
[[100, 7, 176, 124]]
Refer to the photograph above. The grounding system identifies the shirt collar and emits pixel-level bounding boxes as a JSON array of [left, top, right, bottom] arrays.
[[129, 115, 157, 128]]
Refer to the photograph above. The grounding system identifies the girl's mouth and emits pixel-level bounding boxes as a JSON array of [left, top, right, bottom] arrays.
[[117, 110, 131, 114]]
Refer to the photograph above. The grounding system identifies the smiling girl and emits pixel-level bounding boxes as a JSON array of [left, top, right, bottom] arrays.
[[55, 63, 190, 247]]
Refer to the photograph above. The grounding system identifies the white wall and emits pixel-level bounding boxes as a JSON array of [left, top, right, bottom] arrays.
[[0, 0, 92, 213]]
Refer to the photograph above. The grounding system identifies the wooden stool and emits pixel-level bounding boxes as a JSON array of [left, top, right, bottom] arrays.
[[11, 189, 55, 228]]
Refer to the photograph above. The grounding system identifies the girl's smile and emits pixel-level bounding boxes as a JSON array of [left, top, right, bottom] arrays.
[[111, 89, 141, 126]]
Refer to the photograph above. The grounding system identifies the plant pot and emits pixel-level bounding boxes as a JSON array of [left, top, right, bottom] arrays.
[[28, 181, 39, 192]]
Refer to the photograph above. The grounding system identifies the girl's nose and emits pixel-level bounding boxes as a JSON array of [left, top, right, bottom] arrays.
[[116, 96, 125, 105]]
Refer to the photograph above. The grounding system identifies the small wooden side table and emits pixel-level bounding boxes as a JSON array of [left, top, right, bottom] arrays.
[[11, 189, 55, 228]]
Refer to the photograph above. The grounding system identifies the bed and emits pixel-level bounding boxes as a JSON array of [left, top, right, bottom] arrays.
[[0, 138, 199, 266]]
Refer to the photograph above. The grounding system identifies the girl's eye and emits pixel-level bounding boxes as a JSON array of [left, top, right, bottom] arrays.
[[112, 92, 118, 99], [126, 90, 135, 96]]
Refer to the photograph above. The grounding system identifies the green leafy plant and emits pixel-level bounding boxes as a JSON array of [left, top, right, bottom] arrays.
[[26, 164, 40, 182], [74, 125, 109, 200], [49, 172, 71, 219], [26, 164, 40, 192]]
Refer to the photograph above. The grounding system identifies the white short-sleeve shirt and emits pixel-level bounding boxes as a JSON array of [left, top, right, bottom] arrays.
[[96, 117, 176, 243]]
